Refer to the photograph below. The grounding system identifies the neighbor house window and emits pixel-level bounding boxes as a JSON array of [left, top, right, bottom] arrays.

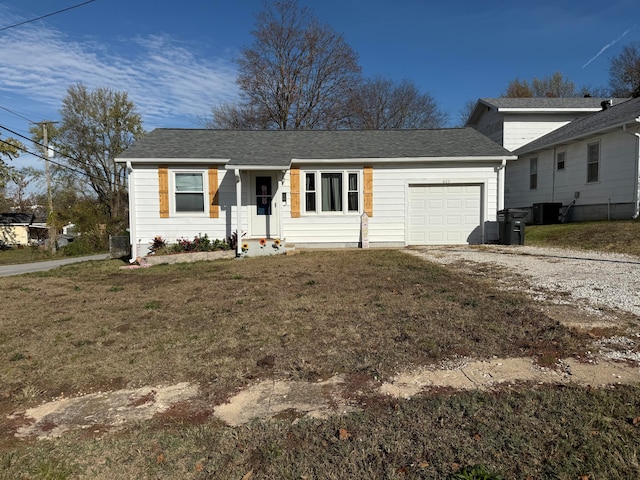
[[587, 142, 599, 183], [529, 157, 538, 190], [303, 171, 360, 214], [174, 172, 205, 213], [556, 151, 565, 171]]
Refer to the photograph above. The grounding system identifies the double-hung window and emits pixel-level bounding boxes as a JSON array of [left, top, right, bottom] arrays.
[[303, 171, 360, 214], [556, 151, 565, 171], [174, 172, 205, 213], [529, 157, 538, 190], [587, 142, 599, 183]]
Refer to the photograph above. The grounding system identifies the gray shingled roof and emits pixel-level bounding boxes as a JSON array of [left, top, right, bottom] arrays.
[[478, 97, 629, 109], [116, 128, 515, 167], [515, 96, 640, 155], [0, 213, 34, 225]]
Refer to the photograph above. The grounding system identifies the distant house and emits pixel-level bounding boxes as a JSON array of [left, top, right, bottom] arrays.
[[115, 128, 516, 258], [466, 97, 628, 151], [505, 96, 640, 222], [0, 213, 35, 246]]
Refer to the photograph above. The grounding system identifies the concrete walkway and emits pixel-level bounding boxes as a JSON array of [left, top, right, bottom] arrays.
[[0, 254, 111, 277]]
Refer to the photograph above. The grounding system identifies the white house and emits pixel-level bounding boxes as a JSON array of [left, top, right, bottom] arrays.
[[466, 97, 628, 151], [115, 128, 516, 258], [504, 96, 640, 222]]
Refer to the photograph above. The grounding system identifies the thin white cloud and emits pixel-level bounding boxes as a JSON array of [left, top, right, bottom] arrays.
[[582, 25, 637, 68], [0, 18, 239, 128]]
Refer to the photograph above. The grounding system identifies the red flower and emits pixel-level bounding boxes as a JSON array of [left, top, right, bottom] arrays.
[[259, 238, 267, 246]]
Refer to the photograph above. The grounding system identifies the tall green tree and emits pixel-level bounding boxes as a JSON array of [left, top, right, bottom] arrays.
[[56, 84, 144, 225], [609, 41, 640, 97], [210, 0, 361, 129], [0, 134, 24, 189]]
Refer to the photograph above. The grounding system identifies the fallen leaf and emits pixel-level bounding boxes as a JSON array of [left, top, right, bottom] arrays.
[[632, 416, 640, 425], [156, 453, 165, 464], [242, 470, 253, 480], [396, 466, 408, 475], [195, 462, 203, 472], [338, 428, 351, 440], [451, 463, 460, 472], [418, 461, 429, 468], [473, 433, 482, 441], [579, 475, 589, 480]]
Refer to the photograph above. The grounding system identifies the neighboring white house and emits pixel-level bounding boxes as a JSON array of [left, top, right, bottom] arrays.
[[466, 97, 628, 151], [504, 96, 640, 222], [115, 128, 516, 258]]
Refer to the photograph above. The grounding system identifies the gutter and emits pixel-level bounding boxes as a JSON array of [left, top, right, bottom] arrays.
[[622, 124, 640, 219], [126, 161, 137, 263]]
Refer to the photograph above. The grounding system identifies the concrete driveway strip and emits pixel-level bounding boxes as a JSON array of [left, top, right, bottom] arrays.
[[0, 254, 111, 277]]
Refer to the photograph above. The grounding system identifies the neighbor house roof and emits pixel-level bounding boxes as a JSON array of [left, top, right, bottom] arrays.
[[466, 97, 630, 125], [0, 213, 34, 225], [116, 128, 516, 169], [515, 96, 640, 156]]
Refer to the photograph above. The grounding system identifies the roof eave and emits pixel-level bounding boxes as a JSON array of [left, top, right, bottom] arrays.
[[224, 164, 291, 171], [499, 107, 602, 114], [516, 118, 640, 156], [115, 157, 230, 164], [292, 156, 517, 164]]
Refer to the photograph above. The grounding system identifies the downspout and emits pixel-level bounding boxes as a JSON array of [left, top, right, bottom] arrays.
[[126, 161, 137, 263], [234, 169, 242, 256], [622, 123, 640, 219], [551, 147, 557, 203]]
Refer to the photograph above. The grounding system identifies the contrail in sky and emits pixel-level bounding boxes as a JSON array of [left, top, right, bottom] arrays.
[[583, 25, 637, 68]]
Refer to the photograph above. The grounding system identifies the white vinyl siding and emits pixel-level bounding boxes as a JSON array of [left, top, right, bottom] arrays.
[[283, 162, 499, 246], [505, 131, 637, 210], [130, 166, 236, 252]]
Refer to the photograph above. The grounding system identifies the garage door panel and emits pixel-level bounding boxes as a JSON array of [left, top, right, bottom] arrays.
[[408, 184, 481, 245]]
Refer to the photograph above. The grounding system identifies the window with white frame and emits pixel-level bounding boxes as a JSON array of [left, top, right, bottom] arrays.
[[303, 170, 360, 214], [529, 157, 538, 190], [174, 172, 205, 213], [587, 142, 599, 183], [556, 151, 565, 171]]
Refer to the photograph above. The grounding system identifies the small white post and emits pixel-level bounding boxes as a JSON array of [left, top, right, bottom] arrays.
[[360, 212, 369, 248]]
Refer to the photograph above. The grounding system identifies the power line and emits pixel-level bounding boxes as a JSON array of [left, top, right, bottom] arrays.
[[0, 0, 98, 32], [0, 136, 106, 185], [0, 104, 36, 124]]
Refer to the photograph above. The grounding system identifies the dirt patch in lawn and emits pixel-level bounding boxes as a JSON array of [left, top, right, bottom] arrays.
[[7, 355, 640, 438]]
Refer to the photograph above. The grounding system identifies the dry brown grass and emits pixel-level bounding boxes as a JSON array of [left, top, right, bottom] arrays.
[[1, 249, 639, 479], [1, 250, 585, 411]]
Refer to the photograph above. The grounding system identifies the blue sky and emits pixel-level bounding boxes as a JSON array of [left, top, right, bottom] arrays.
[[1, 0, 639, 173]]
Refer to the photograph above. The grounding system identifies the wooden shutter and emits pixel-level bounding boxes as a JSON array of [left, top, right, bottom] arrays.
[[208, 167, 219, 218], [290, 167, 300, 218], [364, 166, 373, 217], [158, 167, 169, 218]]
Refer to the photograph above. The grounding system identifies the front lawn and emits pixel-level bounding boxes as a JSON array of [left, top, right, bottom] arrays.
[[1, 250, 638, 479]]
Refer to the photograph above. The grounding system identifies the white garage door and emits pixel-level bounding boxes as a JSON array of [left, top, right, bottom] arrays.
[[408, 184, 482, 245]]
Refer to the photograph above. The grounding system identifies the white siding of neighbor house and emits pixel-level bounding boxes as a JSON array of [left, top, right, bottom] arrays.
[[502, 114, 581, 151], [505, 130, 637, 210], [129, 165, 239, 257], [282, 162, 501, 246]]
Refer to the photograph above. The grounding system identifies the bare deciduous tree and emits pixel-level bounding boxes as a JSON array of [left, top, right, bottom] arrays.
[[346, 77, 447, 129], [609, 41, 640, 97], [214, 0, 361, 130]]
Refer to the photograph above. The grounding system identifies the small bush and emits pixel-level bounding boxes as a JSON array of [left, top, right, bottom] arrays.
[[150, 233, 230, 255]]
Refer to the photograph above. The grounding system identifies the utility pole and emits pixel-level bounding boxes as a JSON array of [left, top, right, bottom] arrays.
[[36, 121, 59, 254]]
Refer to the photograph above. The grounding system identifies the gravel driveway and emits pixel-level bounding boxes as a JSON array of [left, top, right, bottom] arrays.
[[406, 245, 640, 317]]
